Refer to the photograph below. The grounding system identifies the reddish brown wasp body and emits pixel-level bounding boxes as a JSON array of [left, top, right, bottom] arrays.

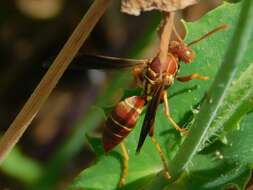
[[101, 31, 206, 153], [102, 96, 145, 152], [50, 24, 227, 186], [100, 24, 228, 156]]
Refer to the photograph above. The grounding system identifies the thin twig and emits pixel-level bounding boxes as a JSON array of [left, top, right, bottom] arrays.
[[0, 0, 112, 165], [158, 12, 175, 74]]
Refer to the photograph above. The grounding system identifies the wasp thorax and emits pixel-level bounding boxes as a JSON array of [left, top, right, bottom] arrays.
[[169, 41, 195, 64]]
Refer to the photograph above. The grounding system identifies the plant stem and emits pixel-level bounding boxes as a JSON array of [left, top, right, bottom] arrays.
[[145, 0, 253, 189], [159, 12, 175, 71], [0, 0, 113, 165]]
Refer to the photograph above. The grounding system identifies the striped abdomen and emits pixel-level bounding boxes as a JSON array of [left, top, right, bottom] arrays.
[[102, 96, 146, 152]]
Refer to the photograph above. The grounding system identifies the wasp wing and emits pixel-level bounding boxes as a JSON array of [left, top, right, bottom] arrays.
[[136, 81, 164, 153], [44, 54, 148, 70]]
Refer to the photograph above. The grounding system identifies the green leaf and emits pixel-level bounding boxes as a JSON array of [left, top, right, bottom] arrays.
[[208, 63, 253, 143], [167, 0, 253, 178], [69, 116, 168, 190], [1, 147, 42, 185], [222, 111, 253, 166], [69, 2, 253, 190], [164, 111, 253, 190], [146, 0, 253, 189]]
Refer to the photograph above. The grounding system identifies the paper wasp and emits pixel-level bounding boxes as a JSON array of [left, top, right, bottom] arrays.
[[47, 24, 227, 186]]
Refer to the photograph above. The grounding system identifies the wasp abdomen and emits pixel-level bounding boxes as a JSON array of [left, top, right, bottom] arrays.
[[102, 96, 146, 152]]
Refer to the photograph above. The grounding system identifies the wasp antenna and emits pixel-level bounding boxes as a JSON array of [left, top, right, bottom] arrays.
[[188, 24, 229, 47], [172, 24, 184, 43]]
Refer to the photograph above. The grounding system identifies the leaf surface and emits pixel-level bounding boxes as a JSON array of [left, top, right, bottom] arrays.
[[69, 2, 253, 190]]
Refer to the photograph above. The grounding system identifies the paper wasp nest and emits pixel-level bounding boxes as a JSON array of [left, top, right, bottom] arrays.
[[121, 0, 199, 15]]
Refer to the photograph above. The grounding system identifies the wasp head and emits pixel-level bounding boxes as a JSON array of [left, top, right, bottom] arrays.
[[169, 40, 195, 64]]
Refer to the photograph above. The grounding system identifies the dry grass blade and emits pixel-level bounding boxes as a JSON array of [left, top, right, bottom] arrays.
[[0, 0, 113, 165]]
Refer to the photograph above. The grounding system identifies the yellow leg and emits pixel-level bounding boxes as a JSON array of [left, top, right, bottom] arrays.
[[132, 67, 143, 87], [163, 91, 187, 133], [176, 73, 209, 82], [151, 136, 171, 179], [119, 143, 129, 187]]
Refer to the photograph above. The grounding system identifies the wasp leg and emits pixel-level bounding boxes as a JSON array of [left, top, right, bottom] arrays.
[[163, 91, 186, 133], [176, 73, 209, 82], [151, 136, 171, 179], [132, 67, 143, 87], [119, 143, 129, 187]]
